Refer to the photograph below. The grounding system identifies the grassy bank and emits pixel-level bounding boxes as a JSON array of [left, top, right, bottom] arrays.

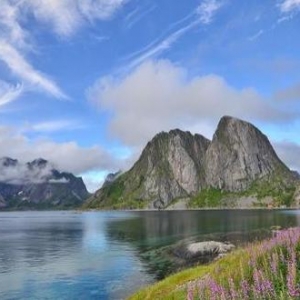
[[129, 228, 300, 300]]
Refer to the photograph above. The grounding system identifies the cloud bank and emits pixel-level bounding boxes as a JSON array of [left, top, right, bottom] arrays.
[[88, 59, 294, 148], [0, 158, 54, 185], [0, 126, 118, 176]]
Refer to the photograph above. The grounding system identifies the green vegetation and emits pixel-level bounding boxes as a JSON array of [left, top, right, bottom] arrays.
[[189, 172, 298, 209], [84, 175, 148, 210], [189, 188, 235, 208], [129, 228, 300, 300], [243, 175, 296, 207]]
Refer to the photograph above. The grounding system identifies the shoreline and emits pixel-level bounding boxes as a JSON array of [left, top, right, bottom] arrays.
[[128, 227, 300, 300]]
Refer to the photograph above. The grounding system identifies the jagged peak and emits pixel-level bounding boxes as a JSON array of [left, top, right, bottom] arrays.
[[217, 115, 251, 129], [214, 115, 265, 141], [27, 158, 49, 168], [0, 157, 18, 167], [151, 128, 209, 143]]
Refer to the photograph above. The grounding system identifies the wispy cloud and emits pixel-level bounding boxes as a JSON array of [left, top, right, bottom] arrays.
[[126, 19, 201, 70], [0, 0, 130, 103], [197, 0, 223, 24], [124, 4, 156, 29], [22, 120, 84, 133], [26, 0, 129, 37], [0, 40, 67, 99], [123, 2, 224, 72], [0, 81, 23, 107], [248, 29, 264, 41], [279, 0, 300, 13]]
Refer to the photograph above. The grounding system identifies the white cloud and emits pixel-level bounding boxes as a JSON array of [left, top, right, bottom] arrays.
[[25, 0, 129, 37], [0, 40, 67, 99], [22, 120, 83, 133], [197, 0, 223, 24], [0, 159, 55, 185], [279, 0, 300, 13], [0, 80, 23, 106], [0, 0, 129, 103], [88, 59, 292, 148], [0, 125, 118, 175]]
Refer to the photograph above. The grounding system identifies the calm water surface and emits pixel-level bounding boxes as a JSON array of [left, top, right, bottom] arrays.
[[0, 210, 300, 299]]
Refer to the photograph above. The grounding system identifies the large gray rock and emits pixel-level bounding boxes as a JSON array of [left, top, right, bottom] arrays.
[[139, 130, 210, 205], [174, 241, 235, 260], [205, 116, 289, 191]]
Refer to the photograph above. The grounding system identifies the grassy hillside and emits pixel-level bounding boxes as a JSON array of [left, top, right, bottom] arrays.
[[129, 228, 300, 300]]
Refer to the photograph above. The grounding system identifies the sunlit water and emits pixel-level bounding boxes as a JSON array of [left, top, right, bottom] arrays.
[[1, 210, 300, 299]]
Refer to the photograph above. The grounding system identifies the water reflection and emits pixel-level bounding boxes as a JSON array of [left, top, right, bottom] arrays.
[[106, 210, 298, 248], [0, 210, 299, 299], [0, 211, 152, 300]]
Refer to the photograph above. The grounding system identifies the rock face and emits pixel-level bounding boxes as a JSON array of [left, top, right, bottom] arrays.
[[87, 129, 210, 209], [174, 241, 235, 261], [86, 116, 295, 209], [131, 129, 210, 208], [0, 157, 89, 210], [205, 116, 289, 191]]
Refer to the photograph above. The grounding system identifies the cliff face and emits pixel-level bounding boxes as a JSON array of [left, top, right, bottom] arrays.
[[128, 130, 210, 208], [0, 158, 89, 210], [86, 116, 296, 209], [205, 116, 289, 191]]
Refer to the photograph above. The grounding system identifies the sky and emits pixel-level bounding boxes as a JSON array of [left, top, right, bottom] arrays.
[[1, 0, 300, 192]]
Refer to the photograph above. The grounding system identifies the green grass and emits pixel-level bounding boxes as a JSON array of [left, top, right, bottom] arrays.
[[128, 249, 247, 300], [129, 228, 300, 300]]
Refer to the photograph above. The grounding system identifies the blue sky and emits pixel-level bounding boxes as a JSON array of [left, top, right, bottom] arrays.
[[1, 0, 300, 191]]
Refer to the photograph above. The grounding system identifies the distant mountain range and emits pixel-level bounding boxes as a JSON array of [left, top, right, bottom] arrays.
[[0, 158, 89, 210], [85, 116, 300, 210]]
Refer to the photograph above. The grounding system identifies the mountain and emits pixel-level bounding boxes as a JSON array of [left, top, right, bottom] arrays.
[[0, 157, 89, 210], [102, 170, 122, 188], [205, 116, 291, 191], [85, 116, 298, 210]]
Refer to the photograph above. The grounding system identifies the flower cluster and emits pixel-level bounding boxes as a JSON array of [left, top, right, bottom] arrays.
[[187, 228, 300, 299]]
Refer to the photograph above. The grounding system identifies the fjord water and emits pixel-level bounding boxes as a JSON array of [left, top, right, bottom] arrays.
[[1, 210, 300, 300]]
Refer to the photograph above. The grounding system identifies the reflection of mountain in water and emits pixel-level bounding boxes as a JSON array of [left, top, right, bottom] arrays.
[[105, 210, 298, 279]]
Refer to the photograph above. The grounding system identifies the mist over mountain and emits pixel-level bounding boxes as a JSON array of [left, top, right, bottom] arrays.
[[0, 157, 89, 210]]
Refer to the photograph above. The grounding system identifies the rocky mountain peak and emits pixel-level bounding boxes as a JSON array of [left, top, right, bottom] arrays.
[[86, 116, 296, 210], [0, 157, 18, 167], [27, 158, 49, 169], [0, 157, 89, 210], [205, 116, 288, 191]]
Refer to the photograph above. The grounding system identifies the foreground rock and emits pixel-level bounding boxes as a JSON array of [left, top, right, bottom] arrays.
[[140, 240, 235, 280], [0, 157, 89, 210], [174, 241, 235, 261], [85, 116, 298, 210]]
